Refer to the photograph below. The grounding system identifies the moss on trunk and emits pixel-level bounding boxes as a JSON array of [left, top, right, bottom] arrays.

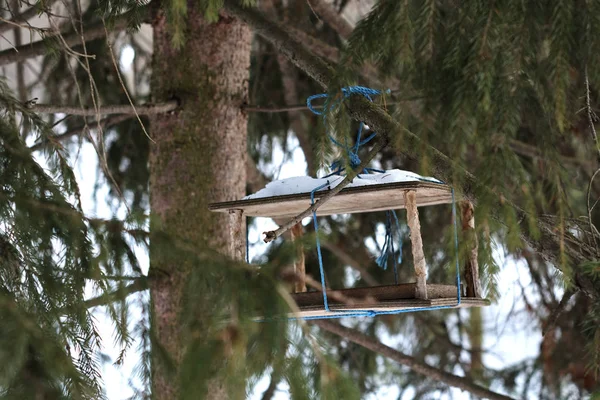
[[149, 5, 250, 399]]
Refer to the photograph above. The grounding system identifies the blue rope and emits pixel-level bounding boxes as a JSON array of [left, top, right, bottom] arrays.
[[307, 86, 389, 176], [375, 210, 403, 283], [311, 180, 333, 312]]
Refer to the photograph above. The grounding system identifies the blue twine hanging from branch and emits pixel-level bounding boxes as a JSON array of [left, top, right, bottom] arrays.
[[307, 86, 389, 177], [308, 86, 402, 274], [375, 210, 403, 282]]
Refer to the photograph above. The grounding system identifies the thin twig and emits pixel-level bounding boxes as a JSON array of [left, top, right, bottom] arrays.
[[103, 18, 154, 143], [29, 114, 132, 151], [542, 288, 577, 336], [0, 14, 131, 66], [30, 101, 178, 116], [585, 66, 600, 164], [244, 97, 422, 113], [0, 0, 59, 34], [0, 16, 49, 31], [243, 103, 319, 113], [585, 67, 600, 254]]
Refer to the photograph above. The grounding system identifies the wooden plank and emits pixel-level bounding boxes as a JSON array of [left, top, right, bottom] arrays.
[[405, 190, 428, 299], [209, 181, 452, 218], [290, 297, 490, 319], [290, 284, 460, 308], [228, 210, 245, 261], [461, 200, 482, 298], [291, 223, 306, 293]]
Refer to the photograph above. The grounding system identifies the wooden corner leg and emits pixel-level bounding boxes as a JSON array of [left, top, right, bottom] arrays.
[[291, 223, 307, 292], [404, 190, 428, 299], [228, 209, 245, 262], [461, 200, 482, 298]]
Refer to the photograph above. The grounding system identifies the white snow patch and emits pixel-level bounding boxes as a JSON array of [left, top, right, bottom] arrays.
[[243, 169, 442, 200]]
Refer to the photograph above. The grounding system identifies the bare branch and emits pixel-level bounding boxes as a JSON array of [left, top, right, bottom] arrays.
[[0, 16, 129, 66], [30, 100, 178, 116], [585, 66, 600, 164], [313, 320, 516, 400], [243, 103, 316, 113], [85, 278, 147, 309], [585, 67, 600, 254], [0, 0, 58, 35], [29, 114, 132, 151], [542, 288, 577, 337], [307, 0, 354, 39]]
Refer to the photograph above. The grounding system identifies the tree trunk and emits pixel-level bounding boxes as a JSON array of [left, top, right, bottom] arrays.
[[149, 4, 251, 399]]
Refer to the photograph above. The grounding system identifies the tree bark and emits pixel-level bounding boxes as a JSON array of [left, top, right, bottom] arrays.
[[404, 190, 427, 299], [461, 200, 481, 298], [149, 4, 250, 399]]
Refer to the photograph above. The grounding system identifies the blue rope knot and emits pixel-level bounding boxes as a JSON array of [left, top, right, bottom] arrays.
[[349, 152, 361, 168]]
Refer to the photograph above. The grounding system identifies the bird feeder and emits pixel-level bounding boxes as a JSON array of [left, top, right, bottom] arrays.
[[209, 172, 490, 319]]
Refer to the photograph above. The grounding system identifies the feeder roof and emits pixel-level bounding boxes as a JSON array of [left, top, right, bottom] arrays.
[[209, 170, 453, 218]]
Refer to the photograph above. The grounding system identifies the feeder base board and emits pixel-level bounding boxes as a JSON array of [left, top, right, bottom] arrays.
[[291, 298, 489, 319], [287, 284, 489, 319]]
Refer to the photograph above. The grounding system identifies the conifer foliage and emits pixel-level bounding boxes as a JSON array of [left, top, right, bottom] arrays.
[[0, 0, 599, 399]]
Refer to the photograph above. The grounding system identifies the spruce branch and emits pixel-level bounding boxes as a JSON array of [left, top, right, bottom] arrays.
[[224, 0, 600, 300], [313, 320, 516, 400], [29, 100, 178, 116]]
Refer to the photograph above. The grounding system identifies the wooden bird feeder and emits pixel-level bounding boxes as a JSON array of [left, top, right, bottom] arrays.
[[210, 178, 489, 319]]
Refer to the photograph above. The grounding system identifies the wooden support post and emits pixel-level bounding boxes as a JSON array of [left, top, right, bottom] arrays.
[[291, 223, 307, 292], [461, 200, 482, 298], [228, 210, 246, 262], [404, 190, 427, 299]]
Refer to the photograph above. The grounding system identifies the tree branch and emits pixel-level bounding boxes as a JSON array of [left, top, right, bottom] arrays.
[[0, 0, 59, 35], [224, 0, 600, 300], [313, 320, 516, 400], [29, 114, 132, 151], [308, 0, 354, 39], [84, 278, 147, 309], [542, 288, 577, 337], [30, 100, 178, 116], [224, 0, 332, 88], [0, 16, 129, 66]]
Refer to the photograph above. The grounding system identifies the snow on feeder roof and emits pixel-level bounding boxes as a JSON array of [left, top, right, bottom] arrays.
[[209, 169, 453, 219]]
